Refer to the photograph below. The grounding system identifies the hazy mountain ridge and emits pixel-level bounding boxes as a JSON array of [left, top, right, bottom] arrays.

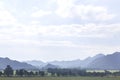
[[42, 63, 60, 70], [0, 52, 120, 70], [26, 60, 46, 68], [49, 59, 82, 68], [25, 52, 120, 70], [87, 52, 120, 70], [0, 57, 36, 70], [81, 54, 105, 68], [25, 53, 105, 69]]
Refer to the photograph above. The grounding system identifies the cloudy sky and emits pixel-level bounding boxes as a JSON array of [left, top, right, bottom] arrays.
[[0, 0, 120, 62]]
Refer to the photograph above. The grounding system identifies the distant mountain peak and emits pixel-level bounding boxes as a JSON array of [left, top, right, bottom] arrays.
[[114, 51, 120, 53], [43, 63, 59, 69], [0, 57, 37, 70], [4, 57, 10, 59], [107, 52, 120, 56], [25, 52, 120, 70], [113, 52, 120, 55], [87, 52, 120, 70], [94, 53, 105, 57]]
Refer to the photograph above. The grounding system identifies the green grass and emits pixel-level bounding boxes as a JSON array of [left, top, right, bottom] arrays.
[[0, 77, 120, 80]]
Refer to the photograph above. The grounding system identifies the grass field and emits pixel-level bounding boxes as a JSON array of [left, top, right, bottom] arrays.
[[0, 77, 120, 80], [87, 70, 120, 73]]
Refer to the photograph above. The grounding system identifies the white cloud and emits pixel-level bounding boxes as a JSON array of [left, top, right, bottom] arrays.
[[55, 0, 75, 18], [0, 36, 76, 47], [55, 0, 74, 18], [31, 10, 52, 17], [26, 23, 120, 38], [37, 40, 76, 47], [55, 0, 115, 21], [1, 23, 120, 39], [0, 0, 119, 61], [74, 5, 115, 20], [0, 23, 120, 48], [0, 10, 16, 25], [31, 20, 40, 24], [0, 0, 119, 49], [0, 2, 16, 26]]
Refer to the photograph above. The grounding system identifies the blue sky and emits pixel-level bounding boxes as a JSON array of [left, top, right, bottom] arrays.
[[0, 0, 120, 62]]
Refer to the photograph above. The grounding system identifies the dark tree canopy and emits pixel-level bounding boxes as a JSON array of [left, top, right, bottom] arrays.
[[4, 65, 13, 77]]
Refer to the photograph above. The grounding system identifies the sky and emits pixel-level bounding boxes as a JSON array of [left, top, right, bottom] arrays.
[[0, 0, 120, 62]]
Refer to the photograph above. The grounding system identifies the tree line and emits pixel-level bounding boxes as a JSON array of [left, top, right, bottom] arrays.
[[1, 65, 120, 77], [0, 65, 45, 77]]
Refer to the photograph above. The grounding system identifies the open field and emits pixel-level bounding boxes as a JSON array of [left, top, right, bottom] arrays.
[[0, 77, 120, 80], [87, 70, 120, 73]]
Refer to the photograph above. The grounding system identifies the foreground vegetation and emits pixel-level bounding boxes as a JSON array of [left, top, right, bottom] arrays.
[[0, 76, 120, 80], [1, 65, 120, 77], [1, 65, 120, 80]]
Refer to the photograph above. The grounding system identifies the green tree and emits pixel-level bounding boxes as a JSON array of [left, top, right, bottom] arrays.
[[4, 65, 13, 77], [39, 71, 45, 77], [0, 71, 2, 76]]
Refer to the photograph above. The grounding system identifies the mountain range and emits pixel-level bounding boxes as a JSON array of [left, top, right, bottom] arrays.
[[24, 53, 105, 69], [0, 52, 120, 70], [0, 57, 36, 70], [87, 52, 120, 70], [25, 52, 120, 70]]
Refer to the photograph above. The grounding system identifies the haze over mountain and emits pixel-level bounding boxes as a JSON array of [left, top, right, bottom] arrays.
[[42, 64, 60, 70], [25, 53, 105, 68], [0, 52, 120, 70], [0, 57, 36, 70], [87, 52, 120, 70], [25, 52, 120, 70], [26, 60, 46, 68]]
